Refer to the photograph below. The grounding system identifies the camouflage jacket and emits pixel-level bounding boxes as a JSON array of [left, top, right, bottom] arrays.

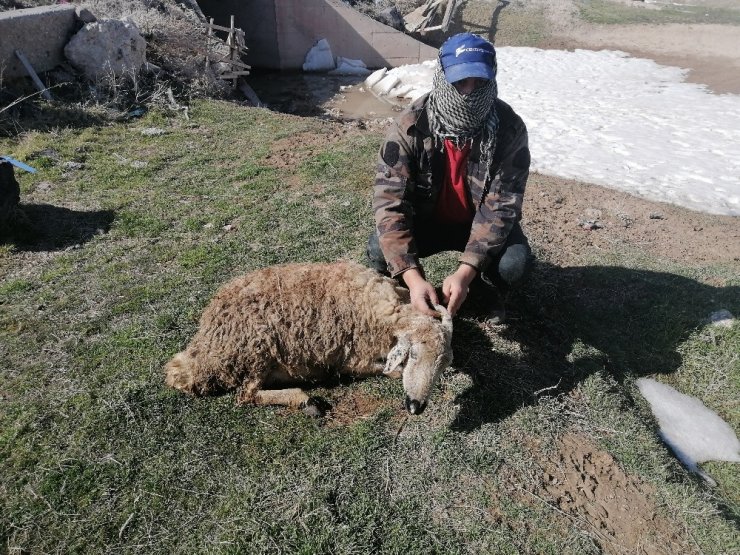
[[372, 95, 530, 277]]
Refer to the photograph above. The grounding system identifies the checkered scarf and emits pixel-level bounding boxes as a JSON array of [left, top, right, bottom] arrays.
[[426, 66, 499, 189]]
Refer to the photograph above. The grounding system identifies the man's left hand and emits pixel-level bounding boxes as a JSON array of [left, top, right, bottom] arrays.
[[442, 264, 477, 316]]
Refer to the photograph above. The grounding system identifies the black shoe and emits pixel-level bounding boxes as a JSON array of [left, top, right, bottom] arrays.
[[468, 278, 507, 324]]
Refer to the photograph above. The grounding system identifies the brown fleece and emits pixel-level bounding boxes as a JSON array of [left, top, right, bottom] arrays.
[[164, 261, 451, 407]]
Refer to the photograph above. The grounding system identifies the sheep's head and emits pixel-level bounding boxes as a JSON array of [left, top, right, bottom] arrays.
[[384, 305, 453, 415]]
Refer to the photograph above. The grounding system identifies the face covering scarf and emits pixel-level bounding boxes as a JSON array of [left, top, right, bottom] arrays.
[[426, 66, 499, 194]]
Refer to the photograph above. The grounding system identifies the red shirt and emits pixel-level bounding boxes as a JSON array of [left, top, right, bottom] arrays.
[[435, 139, 474, 224]]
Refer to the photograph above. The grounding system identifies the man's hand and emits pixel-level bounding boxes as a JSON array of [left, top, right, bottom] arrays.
[[442, 264, 477, 316], [401, 268, 439, 316]]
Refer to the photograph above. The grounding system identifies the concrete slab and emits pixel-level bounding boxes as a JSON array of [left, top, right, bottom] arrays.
[[0, 5, 78, 79]]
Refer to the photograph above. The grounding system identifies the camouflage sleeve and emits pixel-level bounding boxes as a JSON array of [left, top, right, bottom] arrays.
[[459, 123, 530, 272], [372, 121, 420, 277]]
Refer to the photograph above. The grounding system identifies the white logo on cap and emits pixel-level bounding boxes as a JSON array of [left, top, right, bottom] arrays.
[[455, 46, 490, 57]]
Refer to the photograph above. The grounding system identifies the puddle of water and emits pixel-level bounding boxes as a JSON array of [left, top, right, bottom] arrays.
[[246, 71, 403, 120]]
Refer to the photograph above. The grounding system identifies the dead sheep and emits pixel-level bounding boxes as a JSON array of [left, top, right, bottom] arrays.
[[165, 261, 453, 415]]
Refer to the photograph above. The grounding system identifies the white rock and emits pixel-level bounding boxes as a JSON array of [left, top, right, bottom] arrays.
[[141, 127, 166, 136], [64, 19, 146, 81], [708, 309, 735, 328], [364, 67, 387, 89], [302, 38, 335, 72], [388, 84, 413, 98], [374, 74, 401, 96], [328, 57, 371, 76]]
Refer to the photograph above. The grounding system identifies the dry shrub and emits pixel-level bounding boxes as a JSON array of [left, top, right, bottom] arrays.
[[348, 0, 428, 19], [79, 0, 231, 99]]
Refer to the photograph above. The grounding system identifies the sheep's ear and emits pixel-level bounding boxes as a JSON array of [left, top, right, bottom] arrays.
[[384, 337, 410, 377], [432, 304, 453, 339]]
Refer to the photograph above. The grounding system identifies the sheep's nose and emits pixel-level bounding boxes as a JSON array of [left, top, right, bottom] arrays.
[[405, 396, 427, 415]]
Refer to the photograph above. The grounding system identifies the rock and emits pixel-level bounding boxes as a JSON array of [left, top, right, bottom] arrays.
[[708, 309, 735, 328], [75, 7, 97, 24], [584, 208, 602, 220], [35, 181, 55, 193], [64, 19, 147, 81], [365, 67, 387, 89], [140, 127, 166, 136], [302, 38, 335, 72], [301, 396, 330, 418], [378, 7, 404, 30], [328, 57, 371, 76]]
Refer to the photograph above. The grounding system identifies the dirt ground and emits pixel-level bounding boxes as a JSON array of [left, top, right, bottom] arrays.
[[547, 22, 740, 95]]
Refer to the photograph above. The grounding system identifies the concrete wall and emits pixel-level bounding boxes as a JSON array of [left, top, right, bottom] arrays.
[[274, 0, 438, 70], [0, 5, 78, 79], [198, 0, 437, 70]]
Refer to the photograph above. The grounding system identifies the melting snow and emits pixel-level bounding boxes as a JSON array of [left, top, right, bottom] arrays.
[[636, 378, 740, 484]]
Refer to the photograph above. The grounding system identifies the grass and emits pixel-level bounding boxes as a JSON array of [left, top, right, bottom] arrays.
[[577, 0, 740, 26], [1, 100, 739, 554], [456, 1, 550, 47]]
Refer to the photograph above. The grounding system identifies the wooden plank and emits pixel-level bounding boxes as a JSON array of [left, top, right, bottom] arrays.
[[228, 58, 251, 70], [238, 81, 265, 108], [14, 50, 52, 100], [211, 56, 251, 69], [219, 71, 251, 79], [208, 23, 236, 33], [404, 0, 444, 31], [441, 0, 457, 32]]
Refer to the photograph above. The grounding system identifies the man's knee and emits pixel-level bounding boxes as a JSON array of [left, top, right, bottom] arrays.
[[498, 243, 530, 285], [484, 225, 532, 288]]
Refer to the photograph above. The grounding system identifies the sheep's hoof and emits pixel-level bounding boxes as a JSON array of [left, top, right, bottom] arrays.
[[300, 396, 330, 418]]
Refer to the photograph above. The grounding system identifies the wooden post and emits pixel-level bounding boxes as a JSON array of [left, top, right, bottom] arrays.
[[14, 50, 52, 101], [205, 18, 214, 69], [229, 15, 237, 88]]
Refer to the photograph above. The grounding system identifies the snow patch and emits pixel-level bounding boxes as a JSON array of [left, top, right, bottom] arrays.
[[636, 378, 740, 484]]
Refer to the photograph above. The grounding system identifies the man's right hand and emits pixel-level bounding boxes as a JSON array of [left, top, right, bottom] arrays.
[[401, 268, 439, 316]]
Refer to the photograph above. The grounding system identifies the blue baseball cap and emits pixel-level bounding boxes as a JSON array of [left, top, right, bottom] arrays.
[[438, 33, 496, 84]]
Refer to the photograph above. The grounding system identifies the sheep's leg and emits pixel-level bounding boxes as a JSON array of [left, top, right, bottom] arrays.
[[235, 376, 310, 408], [244, 386, 326, 417], [236, 371, 325, 416], [253, 388, 311, 408], [235, 377, 266, 405]]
